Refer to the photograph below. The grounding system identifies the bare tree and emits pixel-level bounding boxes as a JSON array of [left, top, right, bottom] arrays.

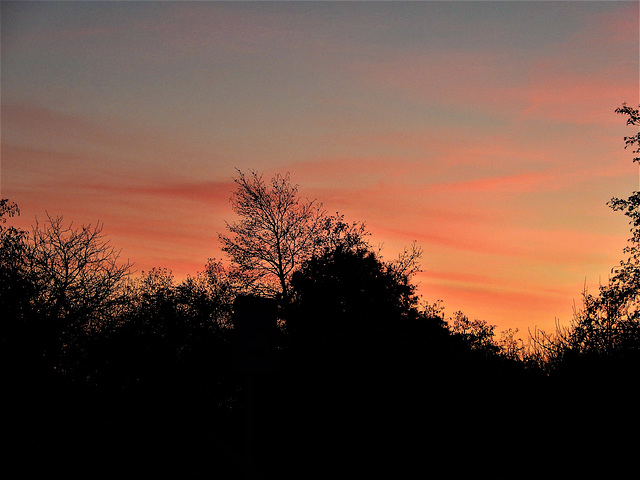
[[218, 170, 325, 301], [28, 213, 132, 330], [387, 240, 423, 280]]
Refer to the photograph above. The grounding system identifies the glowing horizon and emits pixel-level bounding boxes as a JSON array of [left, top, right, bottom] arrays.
[[2, 1, 638, 334]]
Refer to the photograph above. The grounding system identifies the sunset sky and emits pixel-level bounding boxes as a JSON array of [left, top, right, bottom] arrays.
[[2, 1, 638, 334]]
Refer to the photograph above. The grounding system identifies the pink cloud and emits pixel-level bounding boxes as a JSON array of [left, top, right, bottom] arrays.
[[430, 172, 555, 193], [343, 4, 637, 126]]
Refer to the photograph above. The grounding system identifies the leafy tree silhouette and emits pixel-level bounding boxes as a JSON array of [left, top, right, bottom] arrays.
[[527, 105, 640, 380], [0, 199, 30, 319], [448, 310, 500, 355], [0, 199, 38, 381], [287, 246, 420, 353], [85, 266, 237, 394], [261, 241, 534, 479]]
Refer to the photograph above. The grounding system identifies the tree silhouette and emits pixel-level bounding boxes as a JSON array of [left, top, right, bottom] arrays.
[[28, 213, 132, 326], [84, 266, 237, 393], [448, 310, 499, 355], [525, 104, 640, 377], [286, 245, 423, 357], [1, 206, 134, 380], [0, 199, 31, 323], [562, 104, 640, 369], [218, 170, 371, 303], [314, 212, 371, 256], [219, 170, 325, 302], [0, 199, 39, 383]]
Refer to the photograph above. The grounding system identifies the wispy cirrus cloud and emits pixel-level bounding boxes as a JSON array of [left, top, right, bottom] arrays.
[[343, 2, 637, 125]]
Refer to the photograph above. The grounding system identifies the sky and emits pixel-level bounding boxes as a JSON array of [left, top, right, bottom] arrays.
[[2, 0, 639, 334]]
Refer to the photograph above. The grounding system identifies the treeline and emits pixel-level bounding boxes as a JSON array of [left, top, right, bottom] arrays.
[[0, 190, 525, 399], [0, 199, 526, 479], [2, 104, 639, 478]]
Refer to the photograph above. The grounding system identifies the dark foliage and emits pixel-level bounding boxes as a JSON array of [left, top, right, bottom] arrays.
[[287, 247, 419, 343]]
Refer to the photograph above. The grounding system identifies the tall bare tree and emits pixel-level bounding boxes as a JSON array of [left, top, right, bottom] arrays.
[[218, 170, 325, 301]]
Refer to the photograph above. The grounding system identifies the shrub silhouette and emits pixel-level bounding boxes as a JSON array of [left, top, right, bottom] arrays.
[[287, 246, 419, 346]]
